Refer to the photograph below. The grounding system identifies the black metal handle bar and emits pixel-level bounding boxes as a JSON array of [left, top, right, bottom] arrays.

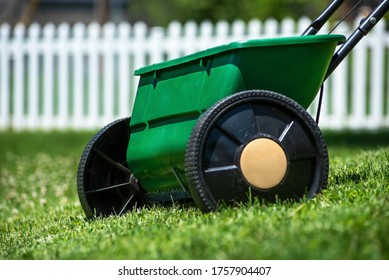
[[325, 0, 389, 79], [302, 0, 347, 36], [302, 0, 389, 79]]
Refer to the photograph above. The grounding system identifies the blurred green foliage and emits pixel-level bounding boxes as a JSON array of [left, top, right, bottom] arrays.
[[128, 0, 329, 26], [126, 0, 384, 26]]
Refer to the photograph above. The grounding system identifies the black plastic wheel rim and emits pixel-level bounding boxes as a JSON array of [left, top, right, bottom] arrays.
[[77, 117, 141, 218], [185, 90, 329, 212]]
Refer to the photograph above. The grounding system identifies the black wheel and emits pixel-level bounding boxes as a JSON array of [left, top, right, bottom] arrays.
[[185, 90, 329, 212], [77, 117, 142, 218]]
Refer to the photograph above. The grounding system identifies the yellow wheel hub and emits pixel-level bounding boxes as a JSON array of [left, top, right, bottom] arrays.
[[240, 138, 287, 189]]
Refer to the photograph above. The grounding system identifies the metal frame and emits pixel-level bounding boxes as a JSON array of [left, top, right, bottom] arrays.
[[303, 0, 389, 79]]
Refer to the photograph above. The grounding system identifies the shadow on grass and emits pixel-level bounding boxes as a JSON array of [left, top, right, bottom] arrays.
[[323, 129, 389, 149], [0, 129, 388, 159]]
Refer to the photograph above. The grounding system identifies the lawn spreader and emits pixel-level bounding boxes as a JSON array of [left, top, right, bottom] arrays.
[[77, 0, 389, 217]]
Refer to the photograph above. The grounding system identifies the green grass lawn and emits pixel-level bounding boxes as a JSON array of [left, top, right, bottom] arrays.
[[0, 130, 388, 260]]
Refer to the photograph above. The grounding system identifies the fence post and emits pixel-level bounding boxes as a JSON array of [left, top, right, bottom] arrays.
[[199, 21, 214, 50], [86, 22, 100, 128], [0, 23, 10, 129], [281, 18, 295, 36], [102, 22, 115, 125], [247, 19, 261, 40], [58, 23, 70, 129], [183, 21, 198, 54], [350, 22, 367, 129], [369, 20, 385, 129], [42, 23, 55, 129], [215, 20, 229, 45], [148, 26, 165, 64], [73, 23, 85, 128], [12, 23, 25, 130], [263, 18, 278, 38], [332, 24, 349, 130], [132, 22, 147, 103], [26, 23, 40, 129], [166, 21, 182, 60], [118, 22, 131, 117], [231, 20, 245, 41]]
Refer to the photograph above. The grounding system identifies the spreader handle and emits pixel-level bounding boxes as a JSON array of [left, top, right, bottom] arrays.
[[325, 0, 389, 79], [302, 0, 346, 36]]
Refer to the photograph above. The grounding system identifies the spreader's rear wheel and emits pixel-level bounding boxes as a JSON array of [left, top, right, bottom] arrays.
[[185, 90, 328, 212], [77, 117, 142, 218]]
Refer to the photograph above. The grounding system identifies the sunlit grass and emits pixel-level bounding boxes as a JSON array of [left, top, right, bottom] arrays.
[[0, 130, 388, 259]]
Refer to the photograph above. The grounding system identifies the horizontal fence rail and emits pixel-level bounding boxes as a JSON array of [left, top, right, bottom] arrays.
[[0, 18, 389, 130]]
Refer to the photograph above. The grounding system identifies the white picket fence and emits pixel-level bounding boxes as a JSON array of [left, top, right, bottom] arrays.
[[0, 18, 389, 130]]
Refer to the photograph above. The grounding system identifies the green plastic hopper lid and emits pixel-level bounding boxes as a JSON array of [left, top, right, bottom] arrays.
[[134, 34, 345, 76]]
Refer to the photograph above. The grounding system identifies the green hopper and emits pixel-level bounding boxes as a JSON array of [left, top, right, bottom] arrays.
[[77, 0, 389, 217]]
